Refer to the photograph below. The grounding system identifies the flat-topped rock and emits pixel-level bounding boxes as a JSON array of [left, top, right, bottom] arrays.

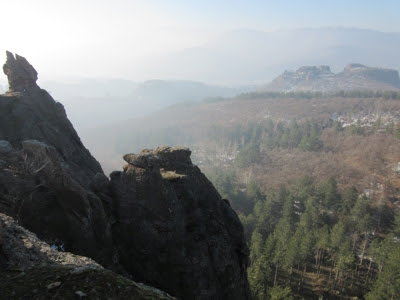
[[123, 152, 161, 168], [153, 146, 191, 164], [3, 51, 38, 92], [123, 146, 192, 170]]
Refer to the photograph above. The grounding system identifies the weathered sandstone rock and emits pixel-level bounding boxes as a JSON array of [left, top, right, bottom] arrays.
[[3, 51, 38, 92]]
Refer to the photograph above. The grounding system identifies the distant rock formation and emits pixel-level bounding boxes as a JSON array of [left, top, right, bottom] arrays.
[[283, 65, 333, 81], [341, 63, 400, 88], [0, 52, 251, 299], [264, 63, 400, 92]]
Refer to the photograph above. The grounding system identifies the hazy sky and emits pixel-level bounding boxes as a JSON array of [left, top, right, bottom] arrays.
[[1, 0, 400, 82]]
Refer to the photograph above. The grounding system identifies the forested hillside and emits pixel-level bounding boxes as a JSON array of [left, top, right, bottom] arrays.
[[240, 177, 400, 299], [82, 91, 400, 299]]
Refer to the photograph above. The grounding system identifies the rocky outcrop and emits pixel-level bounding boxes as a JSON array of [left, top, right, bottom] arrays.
[[0, 72, 103, 188], [123, 146, 192, 170], [0, 53, 111, 265], [264, 63, 400, 92], [342, 63, 400, 88], [0, 212, 102, 271], [3, 51, 38, 92], [111, 147, 250, 299], [286, 65, 333, 81], [0, 138, 113, 264], [0, 213, 175, 300], [0, 52, 251, 299]]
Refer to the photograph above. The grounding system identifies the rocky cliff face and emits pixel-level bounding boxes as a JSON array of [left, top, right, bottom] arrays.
[[1, 51, 103, 188], [341, 63, 400, 88], [0, 213, 175, 299], [0, 52, 251, 299], [111, 147, 250, 299], [0, 52, 112, 264], [264, 63, 400, 92]]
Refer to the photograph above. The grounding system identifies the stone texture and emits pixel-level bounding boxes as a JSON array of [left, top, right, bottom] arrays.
[[0, 212, 102, 272], [0, 139, 113, 264], [0, 73, 103, 188], [111, 147, 251, 299], [0, 213, 175, 300], [123, 146, 192, 171], [3, 51, 38, 92]]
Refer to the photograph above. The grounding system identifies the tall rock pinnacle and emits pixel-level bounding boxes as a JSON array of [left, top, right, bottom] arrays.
[[0, 51, 103, 187], [3, 51, 38, 91]]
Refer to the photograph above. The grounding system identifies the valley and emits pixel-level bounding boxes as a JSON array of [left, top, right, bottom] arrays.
[[2, 1, 400, 299], [81, 89, 400, 299]]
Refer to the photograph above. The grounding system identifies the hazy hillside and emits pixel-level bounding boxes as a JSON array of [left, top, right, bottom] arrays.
[[137, 28, 400, 84], [81, 91, 400, 192], [41, 78, 241, 129]]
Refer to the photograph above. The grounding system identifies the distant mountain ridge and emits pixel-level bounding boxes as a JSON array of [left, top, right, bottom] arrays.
[[263, 63, 400, 92], [136, 28, 400, 84]]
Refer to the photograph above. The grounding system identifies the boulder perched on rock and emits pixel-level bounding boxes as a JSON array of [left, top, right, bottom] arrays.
[[3, 51, 38, 92], [123, 146, 192, 171], [123, 152, 161, 169]]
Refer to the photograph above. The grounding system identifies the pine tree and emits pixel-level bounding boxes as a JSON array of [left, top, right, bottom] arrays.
[[269, 286, 294, 300], [366, 238, 400, 300]]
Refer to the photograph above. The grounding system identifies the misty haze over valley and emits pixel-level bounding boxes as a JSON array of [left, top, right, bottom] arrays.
[[1, 28, 397, 132]]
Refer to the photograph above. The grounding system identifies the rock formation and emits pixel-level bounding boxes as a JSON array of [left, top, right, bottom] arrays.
[[341, 63, 400, 88], [3, 51, 38, 92], [0, 213, 174, 299], [0, 52, 251, 299], [111, 147, 251, 299], [1, 52, 103, 188], [264, 63, 400, 92], [0, 52, 112, 265], [0, 138, 113, 263]]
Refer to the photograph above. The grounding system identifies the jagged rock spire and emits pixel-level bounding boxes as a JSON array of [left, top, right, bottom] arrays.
[[3, 51, 38, 91]]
